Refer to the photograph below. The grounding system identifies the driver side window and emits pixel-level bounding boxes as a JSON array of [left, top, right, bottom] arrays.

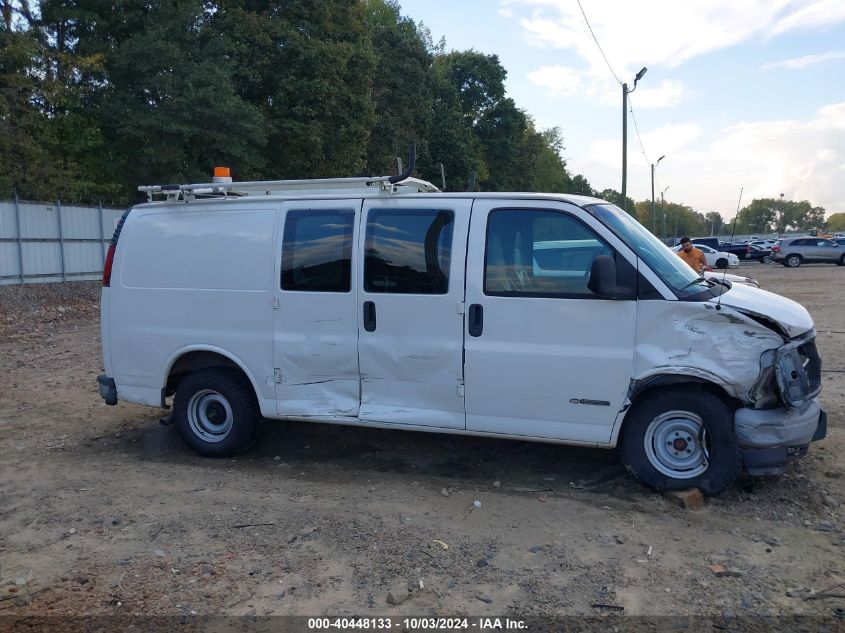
[[484, 209, 613, 297]]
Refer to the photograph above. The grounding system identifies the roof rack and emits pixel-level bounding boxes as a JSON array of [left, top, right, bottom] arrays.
[[138, 144, 439, 201], [138, 175, 439, 202]]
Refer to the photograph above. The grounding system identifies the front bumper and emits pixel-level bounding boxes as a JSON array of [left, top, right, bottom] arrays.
[[97, 374, 118, 406], [737, 403, 827, 475]]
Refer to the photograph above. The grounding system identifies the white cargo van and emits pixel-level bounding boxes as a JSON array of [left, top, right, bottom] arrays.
[[98, 166, 826, 495]]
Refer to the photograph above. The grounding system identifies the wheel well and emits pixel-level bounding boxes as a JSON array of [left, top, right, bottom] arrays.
[[627, 376, 739, 415], [165, 351, 249, 398]]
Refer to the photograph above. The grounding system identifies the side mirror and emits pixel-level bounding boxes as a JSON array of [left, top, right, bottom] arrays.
[[588, 255, 617, 298]]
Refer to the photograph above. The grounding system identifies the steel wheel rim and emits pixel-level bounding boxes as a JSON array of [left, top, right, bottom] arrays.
[[187, 389, 233, 443], [643, 411, 709, 479]]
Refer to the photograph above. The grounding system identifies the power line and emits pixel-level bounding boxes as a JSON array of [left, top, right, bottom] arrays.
[[627, 95, 650, 166], [576, 0, 622, 85]]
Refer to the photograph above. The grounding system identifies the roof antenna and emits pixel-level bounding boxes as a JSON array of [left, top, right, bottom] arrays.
[[716, 187, 743, 311], [437, 162, 447, 191], [389, 143, 416, 184]]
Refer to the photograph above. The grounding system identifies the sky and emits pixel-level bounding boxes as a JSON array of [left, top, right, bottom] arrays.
[[399, 0, 845, 220]]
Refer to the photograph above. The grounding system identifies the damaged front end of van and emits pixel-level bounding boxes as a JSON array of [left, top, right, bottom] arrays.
[[632, 282, 826, 477]]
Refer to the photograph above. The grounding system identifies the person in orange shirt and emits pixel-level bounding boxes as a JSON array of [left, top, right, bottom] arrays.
[[676, 237, 707, 275]]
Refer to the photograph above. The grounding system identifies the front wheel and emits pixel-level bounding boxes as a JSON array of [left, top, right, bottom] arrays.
[[619, 388, 741, 496], [173, 368, 260, 457], [837, 254, 845, 266], [762, 255, 772, 264], [715, 258, 728, 269]]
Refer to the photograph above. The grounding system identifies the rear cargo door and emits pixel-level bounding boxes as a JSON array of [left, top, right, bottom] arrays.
[[273, 200, 362, 418]]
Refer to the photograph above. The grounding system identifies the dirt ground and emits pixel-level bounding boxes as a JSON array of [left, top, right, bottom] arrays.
[[0, 263, 843, 621]]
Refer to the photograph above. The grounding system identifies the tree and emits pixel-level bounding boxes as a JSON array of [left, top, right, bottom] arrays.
[[597, 188, 635, 215], [827, 213, 845, 232], [216, 0, 375, 180], [475, 98, 529, 190], [703, 211, 725, 235], [737, 198, 826, 234], [568, 174, 594, 196], [435, 49, 506, 122], [528, 127, 571, 193], [364, 0, 433, 174]]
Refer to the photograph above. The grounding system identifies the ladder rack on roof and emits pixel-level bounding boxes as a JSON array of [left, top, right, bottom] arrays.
[[138, 143, 438, 201], [138, 175, 439, 202]]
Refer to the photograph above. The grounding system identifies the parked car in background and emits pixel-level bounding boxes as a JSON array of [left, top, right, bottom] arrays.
[[673, 243, 740, 268], [718, 241, 752, 259], [745, 244, 773, 263], [749, 239, 777, 249], [691, 237, 720, 250], [772, 237, 845, 267], [835, 238, 845, 247]]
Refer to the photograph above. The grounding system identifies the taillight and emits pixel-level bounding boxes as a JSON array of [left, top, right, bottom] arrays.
[[103, 243, 116, 287], [772, 244, 780, 252]]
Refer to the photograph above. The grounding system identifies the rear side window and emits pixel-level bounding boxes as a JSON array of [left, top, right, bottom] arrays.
[[364, 209, 454, 294], [281, 210, 355, 292]]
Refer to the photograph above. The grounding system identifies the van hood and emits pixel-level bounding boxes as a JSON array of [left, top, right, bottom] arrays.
[[708, 282, 814, 339]]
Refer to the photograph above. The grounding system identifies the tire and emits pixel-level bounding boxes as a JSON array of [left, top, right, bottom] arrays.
[[619, 387, 741, 496], [173, 368, 260, 457], [762, 255, 771, 264], [785, 254, 802, 268], [837, 254, 845, 266], [715, 258, 728, 269]]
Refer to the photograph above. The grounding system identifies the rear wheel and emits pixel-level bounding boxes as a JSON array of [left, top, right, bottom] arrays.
[[619, 388, 741, 496], [785, 254, 802, 268], [715, 258, 728, 269], [173, 368, 260, 457]]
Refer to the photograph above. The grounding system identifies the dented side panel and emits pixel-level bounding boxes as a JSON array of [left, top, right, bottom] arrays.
[[632, 300, 783, 402], [356, 198, 472, 429], [273, 200, 362, 418]]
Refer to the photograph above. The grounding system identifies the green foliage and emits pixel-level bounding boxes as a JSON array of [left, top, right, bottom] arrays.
[[568, 174, 594, 196], [597, 189, 635, 215], [364, 0, 433, 175], [736, 198, 826, 234], [827, 213, 845, 232]]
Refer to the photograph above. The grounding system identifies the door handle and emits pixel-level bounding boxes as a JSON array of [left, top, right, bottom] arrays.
[[363, 301, 377, 332], [468, 303, 483, 337]]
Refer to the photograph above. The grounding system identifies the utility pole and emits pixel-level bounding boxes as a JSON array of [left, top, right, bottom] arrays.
[[650, 155, 665, 235], [661, 186, 671, 239], [621, 67, 647, 212], [622, 83, 628, 211]]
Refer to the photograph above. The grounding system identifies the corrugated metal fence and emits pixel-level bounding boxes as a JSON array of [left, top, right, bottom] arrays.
[[0, 196, 126, 285]]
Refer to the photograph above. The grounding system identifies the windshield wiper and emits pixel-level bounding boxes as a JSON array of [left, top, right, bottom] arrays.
[[679, 277, 713, 292]]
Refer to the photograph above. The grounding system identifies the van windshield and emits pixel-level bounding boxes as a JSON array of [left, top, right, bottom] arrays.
[[586, 203, 717, 299]]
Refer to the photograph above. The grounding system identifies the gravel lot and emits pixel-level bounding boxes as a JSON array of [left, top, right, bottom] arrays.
[[0, 264, 843, 620]]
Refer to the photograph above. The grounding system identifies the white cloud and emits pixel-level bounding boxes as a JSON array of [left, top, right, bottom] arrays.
[[584, 123, 702, 170], [762, 50, 845, 69], [506, 1, 845, 74], [569, 103, 845, 216], [770, 0, 845, 35], [526, 65, 582, 96], [602, 80, 688, 109]]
